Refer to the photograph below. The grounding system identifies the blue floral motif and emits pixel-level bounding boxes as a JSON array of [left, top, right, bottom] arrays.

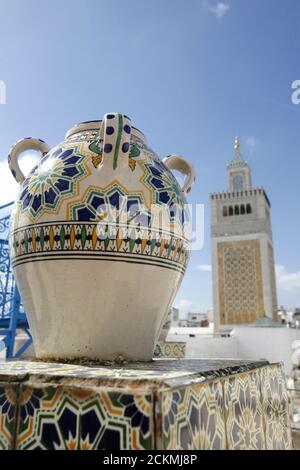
[[0, 387, 17, 421], [19, 146, 88, 218], [119, 394, 151, 435], [19, 388, 46, 423]]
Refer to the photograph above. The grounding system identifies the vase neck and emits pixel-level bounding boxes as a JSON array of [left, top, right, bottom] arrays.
[[65, 120, 147, 143]]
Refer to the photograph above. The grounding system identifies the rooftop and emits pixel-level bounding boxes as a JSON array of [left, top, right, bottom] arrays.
[[249, 316, 284, 328]]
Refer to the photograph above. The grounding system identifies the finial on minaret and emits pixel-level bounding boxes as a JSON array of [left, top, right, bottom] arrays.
[[234, 136, 240, 153], [228, 135, 247, 168]]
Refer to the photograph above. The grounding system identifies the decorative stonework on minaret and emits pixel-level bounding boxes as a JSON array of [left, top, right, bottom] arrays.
[[210, 138, 278, 330]]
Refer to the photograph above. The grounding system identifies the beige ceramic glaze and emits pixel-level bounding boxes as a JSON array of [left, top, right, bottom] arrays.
[[8, 113, 195, 361]]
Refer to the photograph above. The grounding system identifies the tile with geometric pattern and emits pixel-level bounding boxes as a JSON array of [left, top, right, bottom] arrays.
[[16, 384, 153, 450], [199, 380, 226, 450], [159, 380, 226, 450], [160, 386, 200, 450], [153, 341, 186, 359], [260, 364, 293, 450], [0, 359, 293, 450], [0, 383, 19, 450], [224, 369, 266, 449]]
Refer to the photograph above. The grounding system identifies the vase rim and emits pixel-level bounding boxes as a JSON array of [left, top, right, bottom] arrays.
[[65, 120, 147, 143]]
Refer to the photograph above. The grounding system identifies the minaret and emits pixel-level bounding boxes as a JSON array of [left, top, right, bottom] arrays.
[[210, 138, 278, 330]]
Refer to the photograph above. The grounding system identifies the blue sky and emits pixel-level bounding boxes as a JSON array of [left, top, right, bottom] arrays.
[[0, 0, 300, 315]]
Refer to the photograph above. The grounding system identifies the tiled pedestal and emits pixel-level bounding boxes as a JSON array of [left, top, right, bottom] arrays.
[[0, 359, 292, 450]]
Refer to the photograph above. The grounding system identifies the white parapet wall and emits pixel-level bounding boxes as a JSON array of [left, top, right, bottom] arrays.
[[234, 326, 300, 376], [185, 335, 238, 360], [168, 325, 300, 376]]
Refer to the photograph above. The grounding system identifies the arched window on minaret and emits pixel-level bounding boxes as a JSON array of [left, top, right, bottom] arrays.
[[240, 204, 245, 215], [223, 206, 228, 217], [233, 174, 243, 192], [246, 203, 252, 214], [229, 206, 233, 216], [234, 205, 240, 215]]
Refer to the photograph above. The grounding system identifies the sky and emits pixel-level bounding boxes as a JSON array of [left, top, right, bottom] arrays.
[[0, 0, 300, 316]]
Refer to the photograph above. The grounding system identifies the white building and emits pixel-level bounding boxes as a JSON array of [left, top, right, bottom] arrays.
[[187, 312, 209, 327]]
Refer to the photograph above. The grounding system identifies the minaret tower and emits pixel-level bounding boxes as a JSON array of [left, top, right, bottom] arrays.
[[210, 138, 278, 330]]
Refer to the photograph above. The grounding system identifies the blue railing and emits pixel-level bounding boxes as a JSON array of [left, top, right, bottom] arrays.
[[0, 202, 32, 358]]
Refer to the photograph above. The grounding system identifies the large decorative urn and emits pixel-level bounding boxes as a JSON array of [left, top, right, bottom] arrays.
[[8, 113, 195, 361]]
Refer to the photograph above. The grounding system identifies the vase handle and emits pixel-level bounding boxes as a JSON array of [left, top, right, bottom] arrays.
[[101, 113, 132, 170], [163, 155, 196, 195], [8, 137, 50, 183]]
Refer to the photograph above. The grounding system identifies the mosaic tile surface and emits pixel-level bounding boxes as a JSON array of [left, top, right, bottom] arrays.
[[159, 380, 225, 450], [0, 360, 293, 450], [160, 387, 200, 450], [16, 384, 153, 450], [261, 364, 293, 450], [0, 383, 18, 450], [198, 380, 226, 449], [224, 369, 265, 450]]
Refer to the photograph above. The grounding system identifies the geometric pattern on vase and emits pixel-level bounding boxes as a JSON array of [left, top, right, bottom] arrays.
[[67, 129, 101, 144], [67, 183, 149, 225], [64, 155, 187, 230], [11, 222, 189, 274], [67, 130, 149, 164], [160, 381, 225, 450], [16, 385, 153, 450], [223, 369, 266, 450], [16, 135, 187, 233], [260, 364, 293, 450], [18, 145, 91, 220], [0, 384, 18, 450], [140, 158, 188, 228]]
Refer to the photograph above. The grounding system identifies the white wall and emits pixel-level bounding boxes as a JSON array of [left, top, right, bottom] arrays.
[[174, 326, 300, 376], [234, 327, 300, 376], [185, 335, 238, 359]]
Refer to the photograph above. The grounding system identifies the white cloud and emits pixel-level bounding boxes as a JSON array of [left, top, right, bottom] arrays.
[[196, 264, 212, 272], [276, 265, 300, 293], [203, 1, 230, 18], [0, 153, 38, 205]]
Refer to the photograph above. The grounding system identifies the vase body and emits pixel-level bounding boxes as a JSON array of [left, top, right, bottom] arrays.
[[8, 113, 195, 361]]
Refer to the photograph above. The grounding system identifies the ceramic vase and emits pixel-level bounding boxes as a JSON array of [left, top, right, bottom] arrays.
[[8, 113, 195, 361]]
